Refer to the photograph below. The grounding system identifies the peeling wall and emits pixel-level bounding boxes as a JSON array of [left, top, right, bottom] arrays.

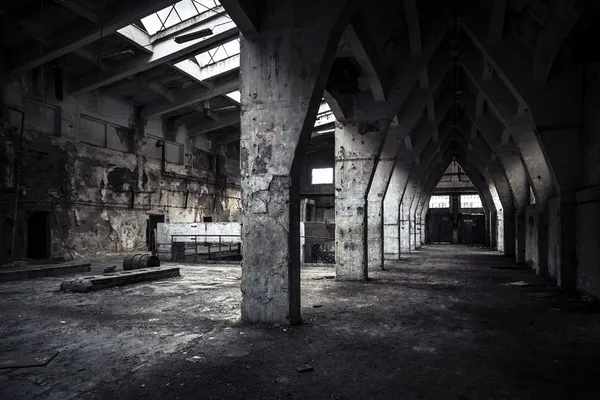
[[0, 71, 240, 263]]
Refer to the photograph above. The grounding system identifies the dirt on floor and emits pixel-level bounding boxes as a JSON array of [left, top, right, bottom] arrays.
[[1, 245, 600, 399]]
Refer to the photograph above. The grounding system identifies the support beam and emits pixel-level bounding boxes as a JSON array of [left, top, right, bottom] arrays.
[[533, 0, 582, 85], [239, 0, 355, 325], [188, 111, 239, 136], [8, 0, 176, 73], [402, 0, 422, 55], [143, 79, 239, 118], [219, 0, 260, 36], [69, 13, 238, 94], [53, 0, 100, 23], [347, 15, 389, 101]]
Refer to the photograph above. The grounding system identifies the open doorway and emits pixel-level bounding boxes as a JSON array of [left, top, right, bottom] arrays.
[[27, 211, 50, 259], [146, 214, 165, 252]]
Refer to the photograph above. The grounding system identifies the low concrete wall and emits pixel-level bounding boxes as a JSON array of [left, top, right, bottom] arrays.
[[157, 222, 241, 244], [156, 222, 241, 260]]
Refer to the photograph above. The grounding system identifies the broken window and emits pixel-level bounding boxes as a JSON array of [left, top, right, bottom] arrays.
[[311, 168, 333, 185], [429, 195, 450, 209], [460, 194, 483, 209], [80, 115, 132, 153]]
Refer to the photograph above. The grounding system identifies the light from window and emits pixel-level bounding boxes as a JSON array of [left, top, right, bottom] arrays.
[[429, 195, 450, 209], [460, 194, 483, 208], [312, 168, 333, 185]]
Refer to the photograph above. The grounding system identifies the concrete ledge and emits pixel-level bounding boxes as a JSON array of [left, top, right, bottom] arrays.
[[60, 267, 180, 292], [0, 263, 91, 282], [302, 263, 335, 268]]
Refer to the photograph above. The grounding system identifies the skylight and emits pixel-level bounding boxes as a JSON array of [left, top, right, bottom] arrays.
[[141, 0, 223, 35], [195, 38, 240, 67]]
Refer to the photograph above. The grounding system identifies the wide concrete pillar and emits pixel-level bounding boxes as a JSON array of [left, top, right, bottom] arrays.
[[239, 0, 353, 325], [335, 123, 385, 280]]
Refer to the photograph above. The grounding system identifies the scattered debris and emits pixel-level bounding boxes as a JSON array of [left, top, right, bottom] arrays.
[[0, 351, 58, 369], [503, 281, 531, 287], [324, 275, 335, 279], [312, 304, 323, 308], [103, 265, 117, 274], [311, 277, 324, 280], [223, 350, 249, 358], [296, 364, 314, 373], [490, 265, 524, 270], [527, 292, 559, 298]]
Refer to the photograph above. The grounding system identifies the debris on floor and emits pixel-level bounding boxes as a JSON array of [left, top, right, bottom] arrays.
[[103, 265, 117, 274], [489, 265, 525, 270], [296, 364, 314, 373], [527, 292, 559, 298], [503, 281, 531, 287], [0, 351, 58, 369], [60, 266, 180, 292], [312, 304, 323, 308]]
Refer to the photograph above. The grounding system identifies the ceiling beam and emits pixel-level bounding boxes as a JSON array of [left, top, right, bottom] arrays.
[[53, 0, 100, 23], [188, 111, 239, 136], [533, 0, 582, 85], [8, 0, 176, 74], [69, 13, 238, 94], [488, 0, 507, 44], [219, 0, 260, 36], [402, 0, 422, 55], [143, 78, 238, 118], [347, 14, 390, 101]]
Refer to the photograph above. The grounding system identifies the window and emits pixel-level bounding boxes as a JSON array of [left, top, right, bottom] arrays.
[[148, 136, 184, 164], [429, 195, 450, 209], [81, 115, 132, 153], [311, 168, 333, 185], [460, 194, 483, 209]]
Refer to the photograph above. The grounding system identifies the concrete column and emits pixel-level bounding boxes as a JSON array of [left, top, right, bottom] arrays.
[[367, 156, 396, 270], [239, 0, 352, 325], [515, 211, 527, 263], [401, 180, 417, 252], [335, 122, 386, 280], [537, 126, 582, 290], [382, 162, 409, 260]]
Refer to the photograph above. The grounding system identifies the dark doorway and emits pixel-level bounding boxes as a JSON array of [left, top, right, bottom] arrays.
[[459, 214, 486, 245], [427, 212, 453, 243], [146, 214, 165, 252], [27, 211, 50, 259], [203, 216, 213, 222]]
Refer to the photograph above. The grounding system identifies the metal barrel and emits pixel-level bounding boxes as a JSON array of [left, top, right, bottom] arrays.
[[123, 254, 160, 270]]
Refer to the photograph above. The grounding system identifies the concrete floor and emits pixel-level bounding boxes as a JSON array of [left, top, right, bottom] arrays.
[[1, 245, 600, 399]]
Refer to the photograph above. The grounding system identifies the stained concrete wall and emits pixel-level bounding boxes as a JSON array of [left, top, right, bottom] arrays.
[[525, 205, 539, 272], [547, 197, 561, 282], [0, 70, 240, 263], [575, 184, 600, 298], [576, 64, 600, 298]]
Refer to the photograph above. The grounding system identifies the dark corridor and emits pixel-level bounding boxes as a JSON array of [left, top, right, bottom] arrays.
[[26, 211, 50, 259]]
